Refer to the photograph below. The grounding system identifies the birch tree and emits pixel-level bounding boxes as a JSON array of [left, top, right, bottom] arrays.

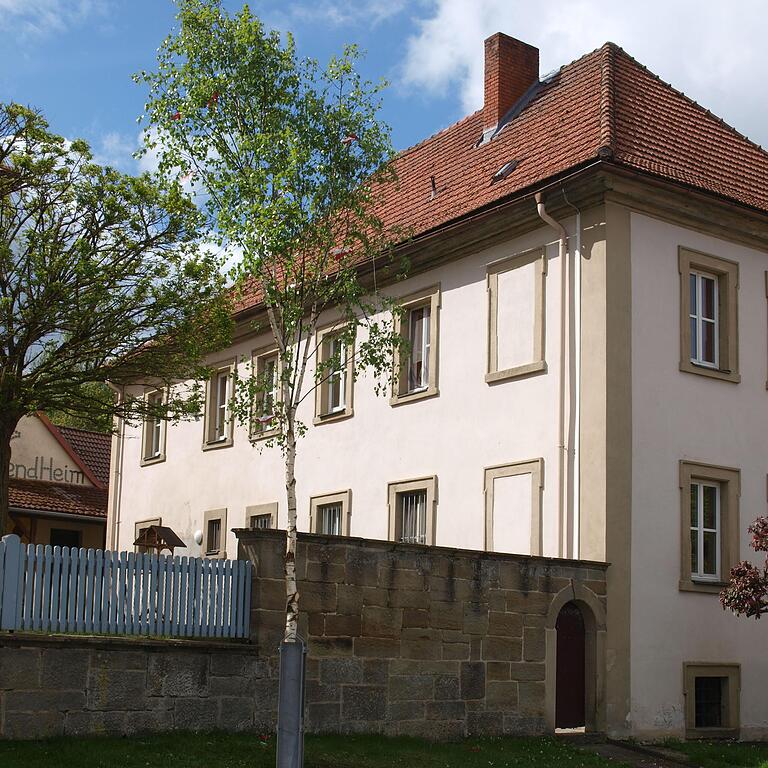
[[0, 102, 232, 534], [138, 0, 405, 642]]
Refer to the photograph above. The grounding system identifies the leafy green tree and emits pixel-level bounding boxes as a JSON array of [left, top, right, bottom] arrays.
[[0, 102, 232, 533], [138, 0, 405, 642], [46, 382, 114, 433]]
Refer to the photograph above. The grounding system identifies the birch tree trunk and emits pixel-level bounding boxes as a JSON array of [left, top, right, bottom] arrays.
[[283, 412, 300, 642]]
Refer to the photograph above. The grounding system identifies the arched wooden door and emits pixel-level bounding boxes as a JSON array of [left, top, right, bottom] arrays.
[[555, 601, 586, 729]]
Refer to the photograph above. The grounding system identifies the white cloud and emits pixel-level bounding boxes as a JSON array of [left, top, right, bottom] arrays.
[[274, 0, 409, 29], [207, 239, 244, 278], [135, 128, 219, 199], [137, 128, 162, 175], [401, 0, 768, 146], [0, 0, 107, 37], [93, 131, 137, 172]]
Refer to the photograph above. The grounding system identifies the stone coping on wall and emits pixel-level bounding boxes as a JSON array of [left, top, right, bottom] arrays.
[[233, 527, 610, 572], [0, 631, 253, 653]]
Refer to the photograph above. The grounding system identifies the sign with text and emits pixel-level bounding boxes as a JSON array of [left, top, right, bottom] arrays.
[[10, 416, 91, 487], [10, 455, 86, 485]]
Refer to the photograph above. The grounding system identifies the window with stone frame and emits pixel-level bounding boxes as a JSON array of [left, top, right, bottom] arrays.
[[134, 517, 161, 554], [309, 491, 351, 537], [204, 363, 234, 448], [387, 476, 437, 545], [683, 663, 740, 738], [251, 350, 280, 439], [679, 461, 740, 594], [202, 508, 227, 558], [247, 502, 278, 531], [391, 286, 440, 406], [314, 326, 354, 423], [679, 247, 739, 383], [142, 389, 166, 464]]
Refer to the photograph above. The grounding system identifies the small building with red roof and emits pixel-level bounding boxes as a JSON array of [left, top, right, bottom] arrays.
[[6, 414, 109, 549]]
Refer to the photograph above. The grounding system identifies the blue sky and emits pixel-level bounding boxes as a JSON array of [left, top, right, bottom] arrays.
[[2, 1, 767, 175]]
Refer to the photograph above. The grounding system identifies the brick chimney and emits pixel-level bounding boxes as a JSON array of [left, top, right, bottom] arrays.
[[483, 33, 539, 133]]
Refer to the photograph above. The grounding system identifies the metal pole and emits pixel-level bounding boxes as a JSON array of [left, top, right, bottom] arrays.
[[276, 637, 306, 768]]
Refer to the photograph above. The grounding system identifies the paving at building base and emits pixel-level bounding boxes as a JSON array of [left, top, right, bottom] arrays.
[[578, 742, 694, 768]]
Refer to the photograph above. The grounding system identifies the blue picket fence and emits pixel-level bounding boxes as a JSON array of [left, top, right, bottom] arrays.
[[0, 534, 251, 639]]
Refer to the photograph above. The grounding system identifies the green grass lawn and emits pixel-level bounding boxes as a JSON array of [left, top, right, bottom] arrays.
[[662, 740, 768, 768], [0, 732, 622, 768]]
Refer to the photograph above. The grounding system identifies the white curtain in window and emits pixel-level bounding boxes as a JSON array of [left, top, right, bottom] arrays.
[[328, 337, 346, 412], [399, 490, 427, 543], [318, 503, 342, 535], [146, 391, 163, 457], [256, 356, 278, 428], [408, 307, 430, 391], [215, 372, 228, 439]]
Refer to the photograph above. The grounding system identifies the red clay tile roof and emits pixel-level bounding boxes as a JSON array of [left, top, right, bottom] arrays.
[[371, 48, 602, 240], [608, 45, 768, 212], [57, 427, 111, 486], [235, 42, 768, 315], [9, 478, 107, 519]]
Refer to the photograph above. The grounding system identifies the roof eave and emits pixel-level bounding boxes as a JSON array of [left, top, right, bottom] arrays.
[[231, 157, 611, 323], [9, 507, 107, 523], [230, 156, 768, 327], [603, 160, 768, 249]]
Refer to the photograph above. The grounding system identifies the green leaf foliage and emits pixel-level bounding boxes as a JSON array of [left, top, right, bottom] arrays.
[[46, 382, 114, 433], [138, 0, 408, 454], [0, 101, 233, 524]]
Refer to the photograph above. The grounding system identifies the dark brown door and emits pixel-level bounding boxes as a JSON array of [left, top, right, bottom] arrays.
[[556, 601, 586, 729]]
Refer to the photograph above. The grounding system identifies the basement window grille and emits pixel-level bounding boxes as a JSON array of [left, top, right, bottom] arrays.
[[398, 490, 427, 544]]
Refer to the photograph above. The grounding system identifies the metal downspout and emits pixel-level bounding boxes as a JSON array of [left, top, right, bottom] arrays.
[[571, 208, 582, 560], [106, 382, 126, 551], [535, 193, 571, 558], [561, 187, 582, 560]]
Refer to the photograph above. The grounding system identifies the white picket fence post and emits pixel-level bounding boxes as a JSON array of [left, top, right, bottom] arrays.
[[0, 534, 252, 639], [0, 534, 23, 630]]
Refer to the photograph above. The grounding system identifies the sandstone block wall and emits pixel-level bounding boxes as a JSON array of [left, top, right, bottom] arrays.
[[0, 634, 270, 740], [0, 532, 606, 741], [238, 529, 607, 739]]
